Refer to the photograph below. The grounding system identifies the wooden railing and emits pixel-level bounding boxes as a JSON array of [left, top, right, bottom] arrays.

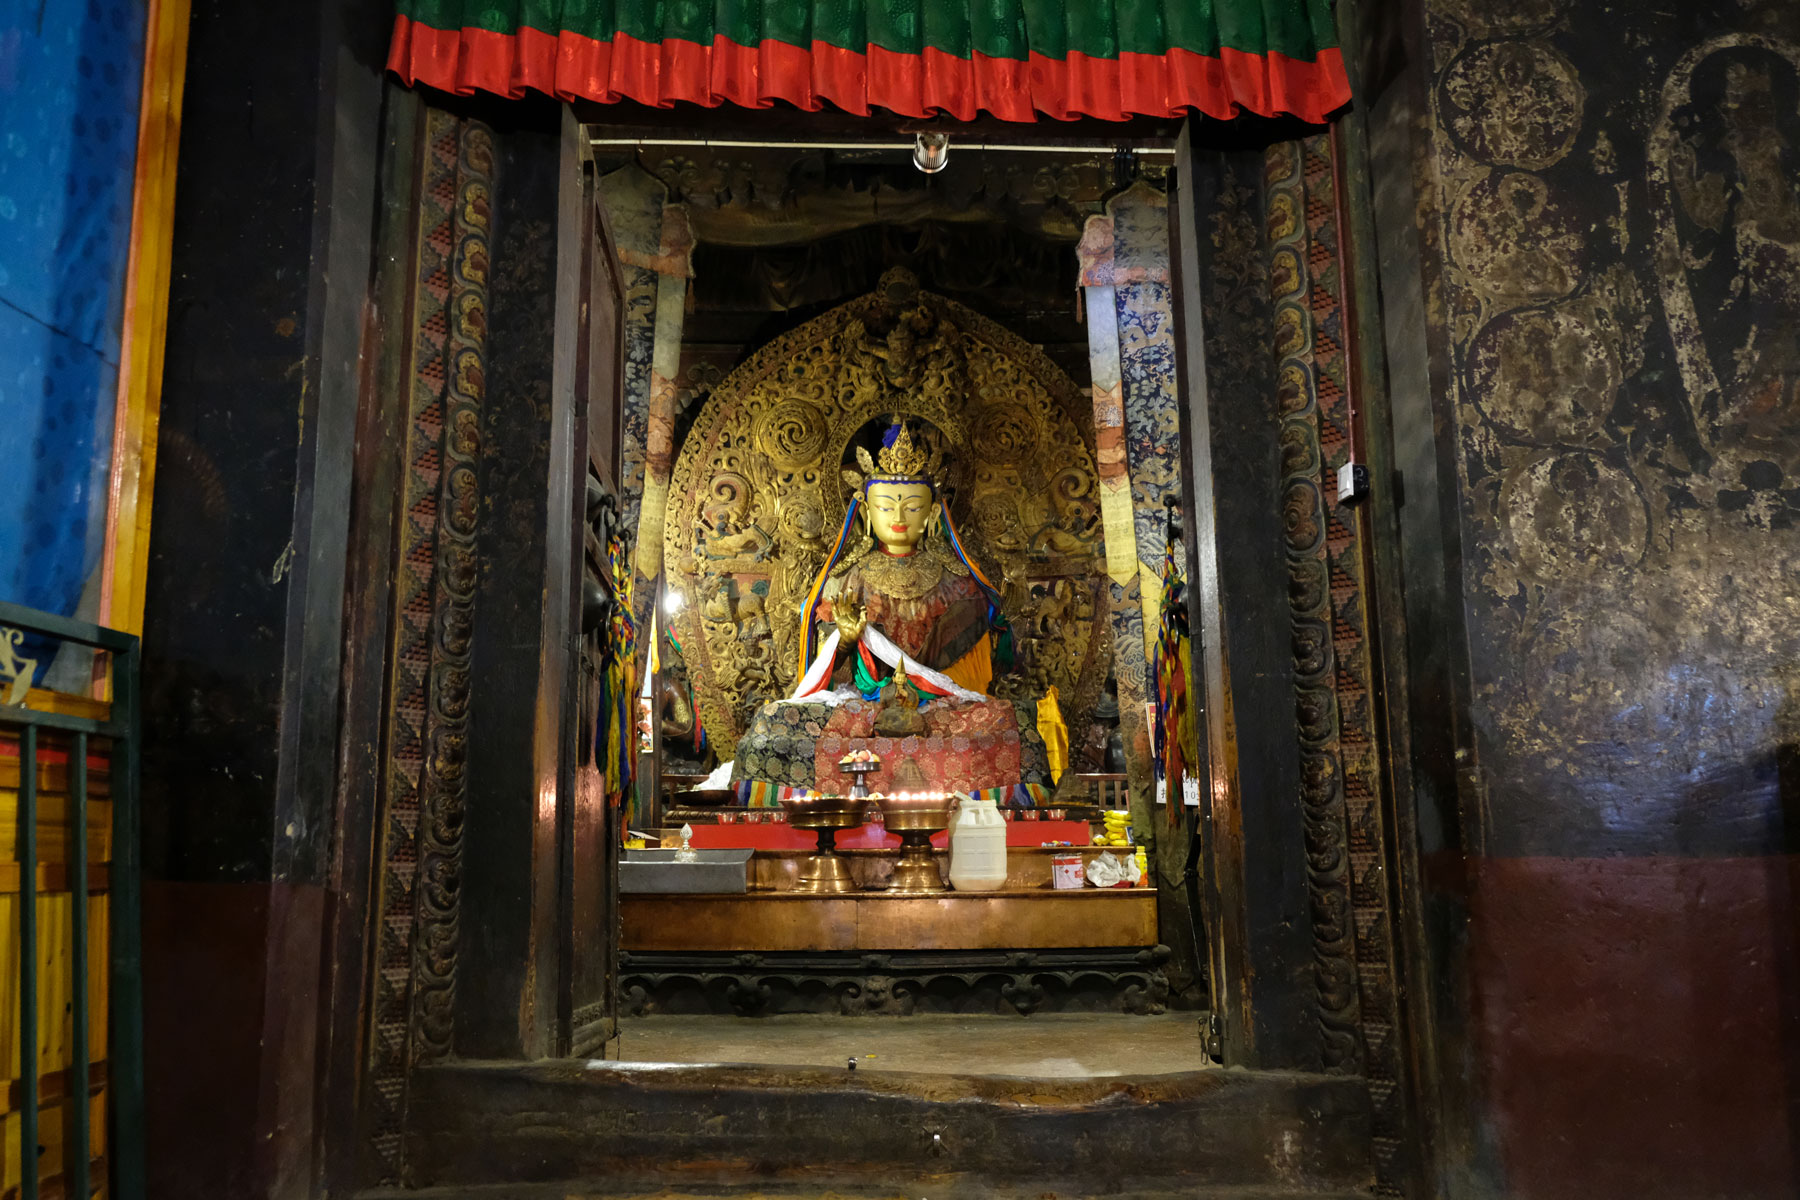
[[0, 603, 142, 1200]]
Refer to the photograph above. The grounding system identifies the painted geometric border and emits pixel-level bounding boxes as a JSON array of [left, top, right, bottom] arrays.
[[1266, 133, 1412, 1196], [362, 108, 493, 1185]]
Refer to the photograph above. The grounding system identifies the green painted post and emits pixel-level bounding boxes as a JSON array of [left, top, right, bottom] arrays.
[[0, 605, 143, 1199]]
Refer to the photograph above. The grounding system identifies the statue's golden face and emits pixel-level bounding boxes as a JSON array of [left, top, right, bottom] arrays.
[[865, 480, 936, 554]]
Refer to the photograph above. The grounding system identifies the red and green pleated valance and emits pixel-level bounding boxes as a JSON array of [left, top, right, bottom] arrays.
[[387, 1, 1351, 125]]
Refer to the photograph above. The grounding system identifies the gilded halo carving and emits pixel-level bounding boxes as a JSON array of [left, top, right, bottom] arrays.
[[663, 269, 1110, 759], [753, 397, 829, 469], [970, 401, 1041, 466]]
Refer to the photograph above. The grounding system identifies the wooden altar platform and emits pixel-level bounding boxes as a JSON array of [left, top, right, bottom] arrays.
[[623, 887, 1158, 952]]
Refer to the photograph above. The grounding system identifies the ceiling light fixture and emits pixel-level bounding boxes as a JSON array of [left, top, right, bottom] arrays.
[[912, 131, 950, 174]]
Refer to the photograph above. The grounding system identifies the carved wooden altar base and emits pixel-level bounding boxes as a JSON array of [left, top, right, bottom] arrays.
[[621, 888, 1167, 1016], [620, 944, 1175, 1017], [626, 887, 1156, 952]]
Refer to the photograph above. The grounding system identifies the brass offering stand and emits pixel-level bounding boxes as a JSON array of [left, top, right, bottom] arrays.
[[841, 757, 882, 824], [778, 795, 864, 894], [877, 791, 954, 895], [842, 758, 880, 800]]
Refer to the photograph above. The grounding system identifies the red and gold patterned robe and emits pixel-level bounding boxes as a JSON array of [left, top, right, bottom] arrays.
[[817, 545, 992, 691]]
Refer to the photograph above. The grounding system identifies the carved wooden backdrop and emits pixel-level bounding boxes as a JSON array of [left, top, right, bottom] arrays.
[[664, 269, 1113, 757]]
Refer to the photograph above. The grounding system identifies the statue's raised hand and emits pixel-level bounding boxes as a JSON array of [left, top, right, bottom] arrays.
[[834, 596, 867, 645]]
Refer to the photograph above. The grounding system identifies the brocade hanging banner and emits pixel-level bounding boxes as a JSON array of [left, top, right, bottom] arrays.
[[387, 0, 1350, 124]]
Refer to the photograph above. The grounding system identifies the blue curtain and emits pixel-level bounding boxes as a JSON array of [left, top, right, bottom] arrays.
[[0, 0, 148, 620]]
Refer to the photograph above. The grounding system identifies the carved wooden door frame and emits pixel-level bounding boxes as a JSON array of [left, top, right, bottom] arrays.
[[556, 106, 629, 1059], [329, 95, 1434, 1200], [1169, 116, 1433, 1197]]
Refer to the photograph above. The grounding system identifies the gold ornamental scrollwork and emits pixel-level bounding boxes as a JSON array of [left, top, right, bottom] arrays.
[[666, 268, 1110, 759], [969, 400, 1042, 467], [753, 398, 829, 469]]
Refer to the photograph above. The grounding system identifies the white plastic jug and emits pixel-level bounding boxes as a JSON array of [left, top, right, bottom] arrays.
[[947, 796, 1008, 891]]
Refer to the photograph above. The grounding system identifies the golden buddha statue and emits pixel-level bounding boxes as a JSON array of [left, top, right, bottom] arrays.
[[730, 417, 1060, 804]]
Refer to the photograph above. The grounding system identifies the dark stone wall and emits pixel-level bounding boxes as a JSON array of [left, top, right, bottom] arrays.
[[1368, 1, 1800, 1195]]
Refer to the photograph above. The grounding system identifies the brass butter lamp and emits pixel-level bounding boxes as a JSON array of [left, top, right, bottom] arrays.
[[778, 794, 864, 894], [877, 791, 953, 894]]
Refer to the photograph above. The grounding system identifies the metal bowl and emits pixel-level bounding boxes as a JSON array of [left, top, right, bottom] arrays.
[[777, 793, 864, 829], [876, 792, 955, 833]]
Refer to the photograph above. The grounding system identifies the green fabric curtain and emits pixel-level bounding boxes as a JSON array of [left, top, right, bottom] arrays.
[[389, 0, 1350, 124]]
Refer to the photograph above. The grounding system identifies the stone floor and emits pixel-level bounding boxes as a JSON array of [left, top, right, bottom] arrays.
[[615, 1012, 1214, 1078]]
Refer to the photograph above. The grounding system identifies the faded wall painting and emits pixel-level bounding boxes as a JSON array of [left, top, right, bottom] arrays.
[[1415, 2, 1800, 1196], [1423, 2, 1800, 854]]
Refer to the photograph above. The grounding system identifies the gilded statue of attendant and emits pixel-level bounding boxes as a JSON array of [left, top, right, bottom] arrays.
[[731, 417, 1059, 804]]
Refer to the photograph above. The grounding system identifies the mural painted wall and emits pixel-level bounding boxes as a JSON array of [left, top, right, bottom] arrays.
[[1402, 1, 1800, 1195], [0, 0, 147, 619]]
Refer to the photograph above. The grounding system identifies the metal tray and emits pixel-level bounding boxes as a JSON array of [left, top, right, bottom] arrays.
[[620, 847, 754, 894]]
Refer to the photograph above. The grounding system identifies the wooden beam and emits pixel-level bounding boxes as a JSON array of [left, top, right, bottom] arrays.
[[573, 97, 1184, 147], [99, 0, 193, 643], [0, 863, 111, 894]]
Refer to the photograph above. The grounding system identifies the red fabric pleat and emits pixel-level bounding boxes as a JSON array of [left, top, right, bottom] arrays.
[[966, 52, 1034, 123], [1267, 46, 1351, 126], [810, 42, 869, 116], [1118, 46, 1171, 119], [1215, 46, 1270, 118], [701, 34, 756, 108], [513, 26, 556, 95], [387, 15, 1352, 124], [1060, 52, 1124, 121], [1024, 53, 1071, 121], [554, 28, 615, 103], [664, 37, 713, 108], [608, 32, 666, 105], [919, 46, 976, 123], [864, 44, 926, 118]]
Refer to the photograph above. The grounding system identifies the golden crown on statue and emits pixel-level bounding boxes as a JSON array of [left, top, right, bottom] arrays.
[[876, 421, 930, 477], [852, 417, 941, 490]]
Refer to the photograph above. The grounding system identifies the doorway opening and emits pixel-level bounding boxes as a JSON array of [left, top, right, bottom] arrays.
[[352, 98, 1405, 1200], [581, 118, 1214, 1080]]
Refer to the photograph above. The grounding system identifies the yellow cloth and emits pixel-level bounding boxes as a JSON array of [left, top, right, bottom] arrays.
[[944, 632, 994, 695], [1036, 686, 1069, 783]]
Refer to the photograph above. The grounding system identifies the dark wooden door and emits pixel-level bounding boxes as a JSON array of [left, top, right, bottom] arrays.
[[1169, 122, 1235, 1055], [557, 106, 628, 1058]]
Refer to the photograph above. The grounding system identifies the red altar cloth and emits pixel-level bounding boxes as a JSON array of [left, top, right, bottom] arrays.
[[685, 820, 1092, 852]]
